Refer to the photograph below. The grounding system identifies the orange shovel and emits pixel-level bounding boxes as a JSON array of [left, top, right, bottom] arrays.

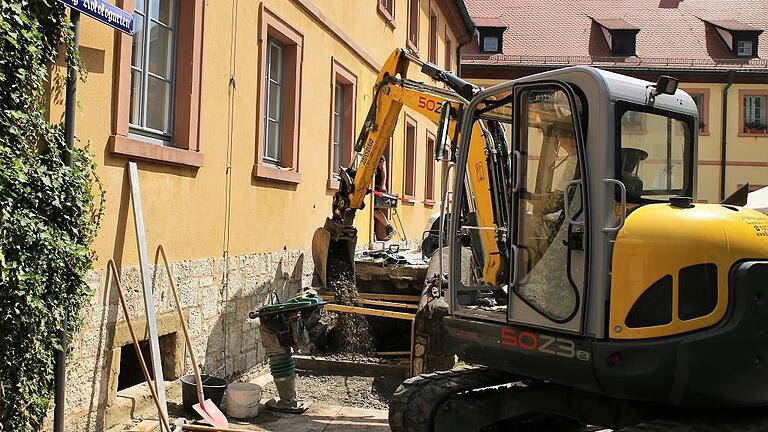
[[159, 245, 229, 428]]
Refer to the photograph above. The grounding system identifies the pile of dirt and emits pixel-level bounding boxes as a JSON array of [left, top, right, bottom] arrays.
[[325, 240, 375, 355], [261, 371, 401, 410]]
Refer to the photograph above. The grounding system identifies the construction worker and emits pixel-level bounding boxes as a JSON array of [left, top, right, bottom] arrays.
[[373, 155, 397, 240]]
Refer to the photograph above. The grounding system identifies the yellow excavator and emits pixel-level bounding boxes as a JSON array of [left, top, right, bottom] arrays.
[[315, 48, 768, 431], [311, 48, 506, 290]]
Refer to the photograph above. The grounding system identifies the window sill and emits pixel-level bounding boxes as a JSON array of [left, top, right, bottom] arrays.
[[739, 131, 768, 138], [252, 163, 302, 184], [423, 199, 436, 207], [406, 39, 418, 55], [327, 177, 340, 190], [377, 6, 396, 29], [698, 130, 710, 136], [109, 135, 204, 168], [401, 195, 418, 205]]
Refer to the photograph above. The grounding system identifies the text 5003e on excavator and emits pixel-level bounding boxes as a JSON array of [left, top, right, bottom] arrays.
[[314, 49, 768, 431]]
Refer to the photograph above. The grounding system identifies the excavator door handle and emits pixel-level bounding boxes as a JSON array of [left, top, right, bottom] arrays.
[[603, 178, 627, 233]]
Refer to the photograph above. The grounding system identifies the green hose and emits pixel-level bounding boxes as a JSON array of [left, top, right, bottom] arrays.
[[269, 354, 296, 380]]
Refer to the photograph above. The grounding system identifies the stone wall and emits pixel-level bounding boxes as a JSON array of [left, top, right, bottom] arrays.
[[48, 248, 312, 431]]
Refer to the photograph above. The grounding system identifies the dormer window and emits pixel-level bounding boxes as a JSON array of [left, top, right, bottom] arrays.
[[482, 34, 499, 52], [737, 40, 754, 57], [703, 19, 763, 58], [475, 17, 507, 54], [591, 17, 640, 57]]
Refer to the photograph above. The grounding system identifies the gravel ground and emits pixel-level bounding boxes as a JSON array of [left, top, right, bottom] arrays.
[[261, 372, 403, 410]]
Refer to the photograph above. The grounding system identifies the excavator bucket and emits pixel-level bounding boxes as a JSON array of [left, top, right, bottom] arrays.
[[311, 221, 356, 288], [311, 226, 332, 287]]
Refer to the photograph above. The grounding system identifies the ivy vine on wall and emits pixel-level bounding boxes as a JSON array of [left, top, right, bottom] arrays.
[[0, 1, 103, 430]]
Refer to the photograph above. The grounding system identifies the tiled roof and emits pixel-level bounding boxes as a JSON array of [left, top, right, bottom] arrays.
[[591, 17, 640, 31], [462, 0, 768, 71], [473, 16, 507, 28], [702, 19, 761, 32]]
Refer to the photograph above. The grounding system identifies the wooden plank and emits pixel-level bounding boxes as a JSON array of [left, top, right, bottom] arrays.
[[322, 292, 421, 303], [376, 351, 411, 356], [360, 299, 418, 309], [324, 303, 415, 320], [128, 161, 168, 415], [294, 355, 409, 378], [360, 293, 420, 302]]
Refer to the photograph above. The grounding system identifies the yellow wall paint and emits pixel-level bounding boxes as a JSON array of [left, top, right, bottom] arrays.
[[49, 0, 470, 268]]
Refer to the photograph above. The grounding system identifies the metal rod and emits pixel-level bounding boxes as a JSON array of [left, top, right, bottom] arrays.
[[128, 161, 169, 415], [54, 9, 80, 432]]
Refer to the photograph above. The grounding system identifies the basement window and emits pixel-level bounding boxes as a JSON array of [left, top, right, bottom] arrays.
[[117, 332, 179, 391]]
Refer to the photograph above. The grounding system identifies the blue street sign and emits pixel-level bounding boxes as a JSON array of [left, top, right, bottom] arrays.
[[57, 0, 134, 35]]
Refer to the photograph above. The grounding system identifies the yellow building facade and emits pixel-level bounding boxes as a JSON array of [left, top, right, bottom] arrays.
[[55, 0, 474, 270], [46, 0, 474, 429]]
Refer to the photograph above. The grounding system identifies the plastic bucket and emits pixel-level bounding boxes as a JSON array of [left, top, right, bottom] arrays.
[[180, 374, 227, 415], [224, 382, 262, 419]]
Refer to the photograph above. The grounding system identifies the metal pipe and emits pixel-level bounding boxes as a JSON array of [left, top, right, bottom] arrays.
[[54, 9, 79, 432], [454, 0, 476, 77], [719, 71, 735, 201], [63, 9, 79, 167]]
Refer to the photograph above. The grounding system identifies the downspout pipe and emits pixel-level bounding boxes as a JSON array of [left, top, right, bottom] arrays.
[[453, 0, 475, 77], [55, 8, 80, 432], [720, 71, 735, 201]]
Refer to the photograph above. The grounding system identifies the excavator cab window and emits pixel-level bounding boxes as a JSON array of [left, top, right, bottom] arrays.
[[617, 104, 694, 204]]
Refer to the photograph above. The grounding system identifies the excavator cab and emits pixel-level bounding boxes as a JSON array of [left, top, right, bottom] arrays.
[[445, 68, 699, 335]]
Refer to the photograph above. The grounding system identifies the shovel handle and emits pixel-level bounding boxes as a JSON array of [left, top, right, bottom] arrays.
[[157, 244, 207, 404], [182, 425, 248, 432], [108, 260, 173, 432]]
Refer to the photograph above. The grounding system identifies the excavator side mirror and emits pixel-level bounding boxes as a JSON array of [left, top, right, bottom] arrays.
[[435, 101, 451, 162]]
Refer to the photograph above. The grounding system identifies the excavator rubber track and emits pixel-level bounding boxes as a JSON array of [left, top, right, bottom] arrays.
[[388, 367, 516, 432], [390, 367, 768, 432], [617, 418, 768, 432]]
